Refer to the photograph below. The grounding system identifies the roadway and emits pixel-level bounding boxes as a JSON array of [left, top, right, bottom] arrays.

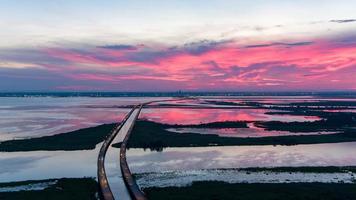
[[98, 106, 141, 200], [98, 99, 183, 200]]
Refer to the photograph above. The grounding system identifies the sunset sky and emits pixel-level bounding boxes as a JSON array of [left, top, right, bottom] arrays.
[[0, 0, 355, 91]]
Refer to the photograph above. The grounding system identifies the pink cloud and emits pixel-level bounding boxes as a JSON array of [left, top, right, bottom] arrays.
[[10, 38, 356, 91]]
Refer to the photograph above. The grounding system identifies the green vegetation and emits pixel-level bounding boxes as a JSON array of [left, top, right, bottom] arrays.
[[0, 178, 98, 200], [144, 181, 356, 200], [126, 120, 356, 150], [0, 123, 116, 152]]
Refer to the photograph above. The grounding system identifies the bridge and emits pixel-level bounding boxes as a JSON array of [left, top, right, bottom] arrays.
[[97, 104, 146, 200]]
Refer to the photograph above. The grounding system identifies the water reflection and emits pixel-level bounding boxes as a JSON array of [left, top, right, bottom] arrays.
[[127, 142, 356, 173], [141, 108, 320, 125], [0, 97, 166, 141], [168, 124, 337, 137], [0, 108, 128, 141], [1, 95, 355, 185], [2, 142, 356, 183], [0, 145, 100, 182], [202, 96, 356, 104]]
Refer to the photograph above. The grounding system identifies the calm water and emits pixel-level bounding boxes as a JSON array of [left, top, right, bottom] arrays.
[[0, 144, 100, 182], [2, 142, 356, 183], [202, 96, 356, 104], [167, 126, 337, 137], [127, 142, 356, 173], [0, 97, 167, 141], [0, 95, 355, 184], [140, 108, 320, 125], [141, 107, 326, 137]]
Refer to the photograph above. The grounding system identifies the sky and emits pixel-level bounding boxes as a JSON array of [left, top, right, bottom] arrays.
[[0, 0, 356, 91]]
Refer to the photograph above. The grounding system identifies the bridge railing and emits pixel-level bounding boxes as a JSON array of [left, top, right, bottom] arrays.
[[97, 106, 138, 200], [120, 104, 148, 200]]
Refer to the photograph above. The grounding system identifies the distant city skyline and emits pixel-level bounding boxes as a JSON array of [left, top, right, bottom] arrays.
[[0, 0, 355, 91]]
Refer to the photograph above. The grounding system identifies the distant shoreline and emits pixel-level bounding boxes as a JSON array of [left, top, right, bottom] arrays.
[[0, 91, 355, 97]]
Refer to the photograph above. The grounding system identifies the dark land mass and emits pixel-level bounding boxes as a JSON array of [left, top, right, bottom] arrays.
[[2, 91, 355, 97], [134, 166, 356, 179], [256, 120, 354, 132], [0, 123, 116, 152], [144, 181, 356, 200], [203, 100, 263, 107], [0, 179, 55, 188], [1, 108, 355, 152], [0, 178, 98, 200], [225, 166, 356, 173], [266, 109, 356, 118], [270, 101, 356, 108], [260, 109, 356, 132], [166, 121, 248, 129], [147, 104, 195, 108], [125, 120, 356, 151], [289, 101, 356, 107], [203, 100, 241, 106], [205, 99, 356, 109], [0, 107, 354, 152]]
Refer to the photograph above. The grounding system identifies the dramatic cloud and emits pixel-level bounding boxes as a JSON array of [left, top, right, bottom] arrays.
[[1, 35, 355, 91], [97, 44, 138, 50], [330, 19, 356, 23], [245, 42, 313, 49], [1, 0, 356, 91]]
